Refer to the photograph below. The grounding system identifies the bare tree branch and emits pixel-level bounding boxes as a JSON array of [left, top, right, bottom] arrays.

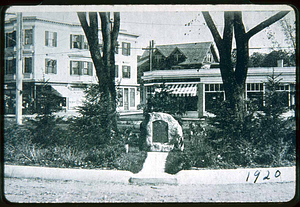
[[246, 11, 290, 40], [77, 12, 90, 34], [202, 11, 223, 49], [89, 12, 98, 40], [111, 12, 120, 45]]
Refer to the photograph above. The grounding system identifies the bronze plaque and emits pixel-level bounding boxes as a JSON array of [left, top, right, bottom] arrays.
[[152, 120, 168, 143]]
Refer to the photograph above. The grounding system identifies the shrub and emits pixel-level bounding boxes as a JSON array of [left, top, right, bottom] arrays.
[[112, 151, 147, 173]]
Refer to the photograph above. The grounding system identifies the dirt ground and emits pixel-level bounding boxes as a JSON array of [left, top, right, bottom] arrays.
[[3, 177, 296, 203]]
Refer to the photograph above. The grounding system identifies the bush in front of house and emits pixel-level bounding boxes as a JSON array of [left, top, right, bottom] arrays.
[[4, 118, 147, 173], [165, 74, 295, 174], [4, 83, 147, 173]]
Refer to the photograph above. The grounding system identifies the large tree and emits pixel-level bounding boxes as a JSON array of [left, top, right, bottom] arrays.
[[202, 11, 289, 120], [77, 12, 120, 136]]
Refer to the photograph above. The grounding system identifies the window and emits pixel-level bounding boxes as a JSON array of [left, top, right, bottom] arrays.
[[45, 31, 57, 47], [205, 53, 212, 62], [122, 42, 131, 56], [115, 65, 119, 78], [247, 83, 263, 91], [115, 42, 119, 54], [45, 59, 57, 74], [117, 88, 123, 107], [24, 57, 32, 73], [124, 88, 129, 110], [174, 54, 181, 62], [5, 31, 16, 48], [154, 54, 163, 64], [5, 58, 16, 74], [130, 88, 135, 107], [70, 61, 80, 75], [70, 61, 93, 76], [24, 29, 33, 45], [122, 66, 131, 78], [70, 34, 88, 49], [205, 84, 224, 92]]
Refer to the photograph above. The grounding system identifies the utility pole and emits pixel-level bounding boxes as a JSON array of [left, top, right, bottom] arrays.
[[16, 12, 23, 125], [142, 40, 155, 71], [149, 40, 154, 71]]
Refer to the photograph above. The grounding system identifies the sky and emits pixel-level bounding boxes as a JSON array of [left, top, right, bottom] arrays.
[[6, 5, 295, 56]]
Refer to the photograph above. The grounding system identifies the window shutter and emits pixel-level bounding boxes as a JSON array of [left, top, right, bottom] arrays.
[[53, 32, 57, 47], [70, 61, 73, 75], [128, 43, 131, 56], [45, 59, 49, 74], [53, 60, 57, 74], [45, 31, 49, 46], [88, 62, 93, 76], [29, 58, 32, 73], [79, 35, 84, 49], [70, 35, 73, 49], [12, 31, 16, 47], [122, 42, 125, 55], [128, 66, 131, 78], [115, 65, 118, 78], [79, 61, 83, 75]]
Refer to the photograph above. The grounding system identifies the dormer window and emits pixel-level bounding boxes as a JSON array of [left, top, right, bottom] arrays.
[[205, 53, 213, 63], [154, 54, 163, 64]]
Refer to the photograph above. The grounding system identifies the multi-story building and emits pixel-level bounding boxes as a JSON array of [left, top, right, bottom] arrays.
[[139, 42, 296, 118], [4, 14, 140, 115]]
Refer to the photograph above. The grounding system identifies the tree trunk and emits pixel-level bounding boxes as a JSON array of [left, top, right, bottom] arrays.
[[77, 12, 120, 137], [202, 11, 289, 121]]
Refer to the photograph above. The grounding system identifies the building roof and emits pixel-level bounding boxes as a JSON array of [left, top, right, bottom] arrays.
[[139, 41, 218, 66]]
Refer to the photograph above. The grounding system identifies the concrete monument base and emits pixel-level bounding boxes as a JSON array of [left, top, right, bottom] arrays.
[[129, 152, 178, 185]]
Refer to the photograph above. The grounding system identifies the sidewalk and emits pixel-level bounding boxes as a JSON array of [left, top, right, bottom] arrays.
[[4, 164, 296, 185]]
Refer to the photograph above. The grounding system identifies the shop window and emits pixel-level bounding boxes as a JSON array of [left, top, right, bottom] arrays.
[[45, 59, 57, 74], [45, 31, 57, 47], [117, 88, 123, 107], [205, 84, 209, 91], [130, 88, 135, 107], [124, 88, 129, 110]]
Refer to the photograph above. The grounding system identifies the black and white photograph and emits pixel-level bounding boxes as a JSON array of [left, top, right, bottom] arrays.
[[2, 4, 297, 203]]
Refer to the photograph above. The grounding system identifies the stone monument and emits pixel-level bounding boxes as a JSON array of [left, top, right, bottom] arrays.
[[140, 112, 184, 152], [129, 112, 183, 185]]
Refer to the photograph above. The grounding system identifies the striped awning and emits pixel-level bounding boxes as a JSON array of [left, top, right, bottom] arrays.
[[168, 84, 197, 97]]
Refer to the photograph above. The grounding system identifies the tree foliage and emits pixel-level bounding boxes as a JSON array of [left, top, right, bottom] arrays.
[[69, 84, 122, 149], [249, 50, 295, 67], [26, 81, 65, 147], [77, 12, 120, 138]]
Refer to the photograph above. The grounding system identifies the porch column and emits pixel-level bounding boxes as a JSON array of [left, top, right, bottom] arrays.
[[197, 83, 205, 118]]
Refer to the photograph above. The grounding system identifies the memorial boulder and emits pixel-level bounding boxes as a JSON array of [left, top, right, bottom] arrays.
[[140, 112, 184, 152]]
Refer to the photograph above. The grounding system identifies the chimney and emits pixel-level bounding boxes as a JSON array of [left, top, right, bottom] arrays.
[[277, 59, 283, 67]]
